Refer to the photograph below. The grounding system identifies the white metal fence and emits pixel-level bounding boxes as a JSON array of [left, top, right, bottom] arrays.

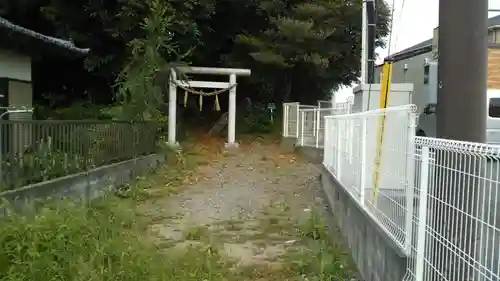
[[282, 100, 352, 148], [323, 105, 417, 252], [318, 100, 333, 109], [298, 107, 352, 148], [282, 103, 320, 139], [314, 103, 500, 281], [404, 137, 500, 281], [283, 102, 300, 138]]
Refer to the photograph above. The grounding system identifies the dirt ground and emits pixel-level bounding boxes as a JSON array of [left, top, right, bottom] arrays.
[[137, 136, 357, 280]]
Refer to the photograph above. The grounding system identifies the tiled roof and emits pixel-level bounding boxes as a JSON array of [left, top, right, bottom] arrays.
[[387, 14, 500, 61]]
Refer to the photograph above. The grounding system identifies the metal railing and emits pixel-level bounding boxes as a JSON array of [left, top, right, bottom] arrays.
[[318, 100, 333, 108], [298, 107, 351, 148], [0, 120, 158, 191], [282, 102, 300, 138], [282, 100, 353, 148], [317, 102, 500, 281], [282, 103, 322, 140], [404, 137, 500, 281], [323, 105, 417, 252]]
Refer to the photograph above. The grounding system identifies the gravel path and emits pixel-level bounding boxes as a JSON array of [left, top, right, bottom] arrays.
[[139, 139, 331, 272]]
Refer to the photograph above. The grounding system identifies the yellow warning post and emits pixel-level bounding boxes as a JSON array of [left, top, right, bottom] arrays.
[[371, 57, 393, 205]]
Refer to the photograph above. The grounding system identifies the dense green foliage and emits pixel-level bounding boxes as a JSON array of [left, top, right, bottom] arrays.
[[0, 0, 390, 114], [230, 0, 389, 102]]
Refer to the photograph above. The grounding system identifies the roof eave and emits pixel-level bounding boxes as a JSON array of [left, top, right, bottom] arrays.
[[0, 17, 90, 55]]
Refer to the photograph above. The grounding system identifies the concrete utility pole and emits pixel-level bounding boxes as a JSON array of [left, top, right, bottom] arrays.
[[361, 0, 368, 84], [435, 1, 488, 280], [437, 0, 488, 141], [360, 0, 376, 84]]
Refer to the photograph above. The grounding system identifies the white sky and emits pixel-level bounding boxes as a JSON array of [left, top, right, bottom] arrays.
[[333, 0, 500, 103]]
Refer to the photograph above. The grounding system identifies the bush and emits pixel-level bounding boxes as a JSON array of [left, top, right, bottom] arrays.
[[239, 102, 274, 134], [34, 103, 114, 120]]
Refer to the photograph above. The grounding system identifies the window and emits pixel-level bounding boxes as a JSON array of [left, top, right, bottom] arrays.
[[489, 98, 500, 117], [424, 65, 430, 84]]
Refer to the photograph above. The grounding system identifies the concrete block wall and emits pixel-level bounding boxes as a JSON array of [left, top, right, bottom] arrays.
[[0, 154, 165, 215], [320, 167, 407, 281]]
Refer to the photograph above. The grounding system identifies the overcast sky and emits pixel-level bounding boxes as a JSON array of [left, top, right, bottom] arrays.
[[333, 0, 500, 103]]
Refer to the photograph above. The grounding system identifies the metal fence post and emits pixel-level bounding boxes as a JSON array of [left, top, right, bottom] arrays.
[[415, 145, 430, 281], [312, 109, 317, 137], [405, 113, 417, 255], [295, 105, 300, 139], [283, 103, 288, 137], [348, 118, 353, 164], [300, 111, 305, 146], [336, 120, 342, 179], [315, 108, 321, 148], [323, 118, 331, 167], [359, 117, 367, 206]]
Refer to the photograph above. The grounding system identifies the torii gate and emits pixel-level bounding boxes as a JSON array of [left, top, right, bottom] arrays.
[[168, 66, 251, 148]]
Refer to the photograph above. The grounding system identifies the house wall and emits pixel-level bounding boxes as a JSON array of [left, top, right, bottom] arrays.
[[488, 29, 500, 44], [0, 48, 31, 82], [375, 51, 434, 115], [0, 48, 34, 154], [8, 80, 32, 115], [8, 80, 33, 153], [488, 47, 500, 89], [375, 46, 500, 112], [0, 48, 33, 117]]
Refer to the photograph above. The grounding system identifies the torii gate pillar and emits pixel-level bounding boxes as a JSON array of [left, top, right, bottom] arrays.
[[168, 67, 251, 149], [227, 73, 237, 146]]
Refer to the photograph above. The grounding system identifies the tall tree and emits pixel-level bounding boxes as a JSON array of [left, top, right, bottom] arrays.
[[229, 0, 390, 104], [0, 0, 390, 111]]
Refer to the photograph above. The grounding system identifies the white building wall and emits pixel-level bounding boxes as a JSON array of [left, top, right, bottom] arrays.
[[0, 48, 31, 82], [0, 48, 34, 152], [8, 80, 33, 152]]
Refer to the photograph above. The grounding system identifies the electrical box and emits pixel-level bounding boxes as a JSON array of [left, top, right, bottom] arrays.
[[352, 83, 415, 113]]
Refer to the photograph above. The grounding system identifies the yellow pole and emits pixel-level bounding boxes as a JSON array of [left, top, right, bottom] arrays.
[[371, 57, 393, 205]]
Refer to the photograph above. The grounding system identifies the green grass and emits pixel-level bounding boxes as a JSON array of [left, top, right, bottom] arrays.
[[0, 197, 238, 281], [0, 136, 357, 281], [0, 198, 357, 281], [0, 139, 221, 281], [287, 211, 358, 281], [0, 198, 164, 281]]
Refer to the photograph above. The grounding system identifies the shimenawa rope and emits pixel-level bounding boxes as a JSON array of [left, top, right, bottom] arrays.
[[171, 79, 237, 111]]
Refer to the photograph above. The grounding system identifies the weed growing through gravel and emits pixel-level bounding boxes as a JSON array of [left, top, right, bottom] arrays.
[[0, 137, 357, 281], [287, 210, 358, 281]]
